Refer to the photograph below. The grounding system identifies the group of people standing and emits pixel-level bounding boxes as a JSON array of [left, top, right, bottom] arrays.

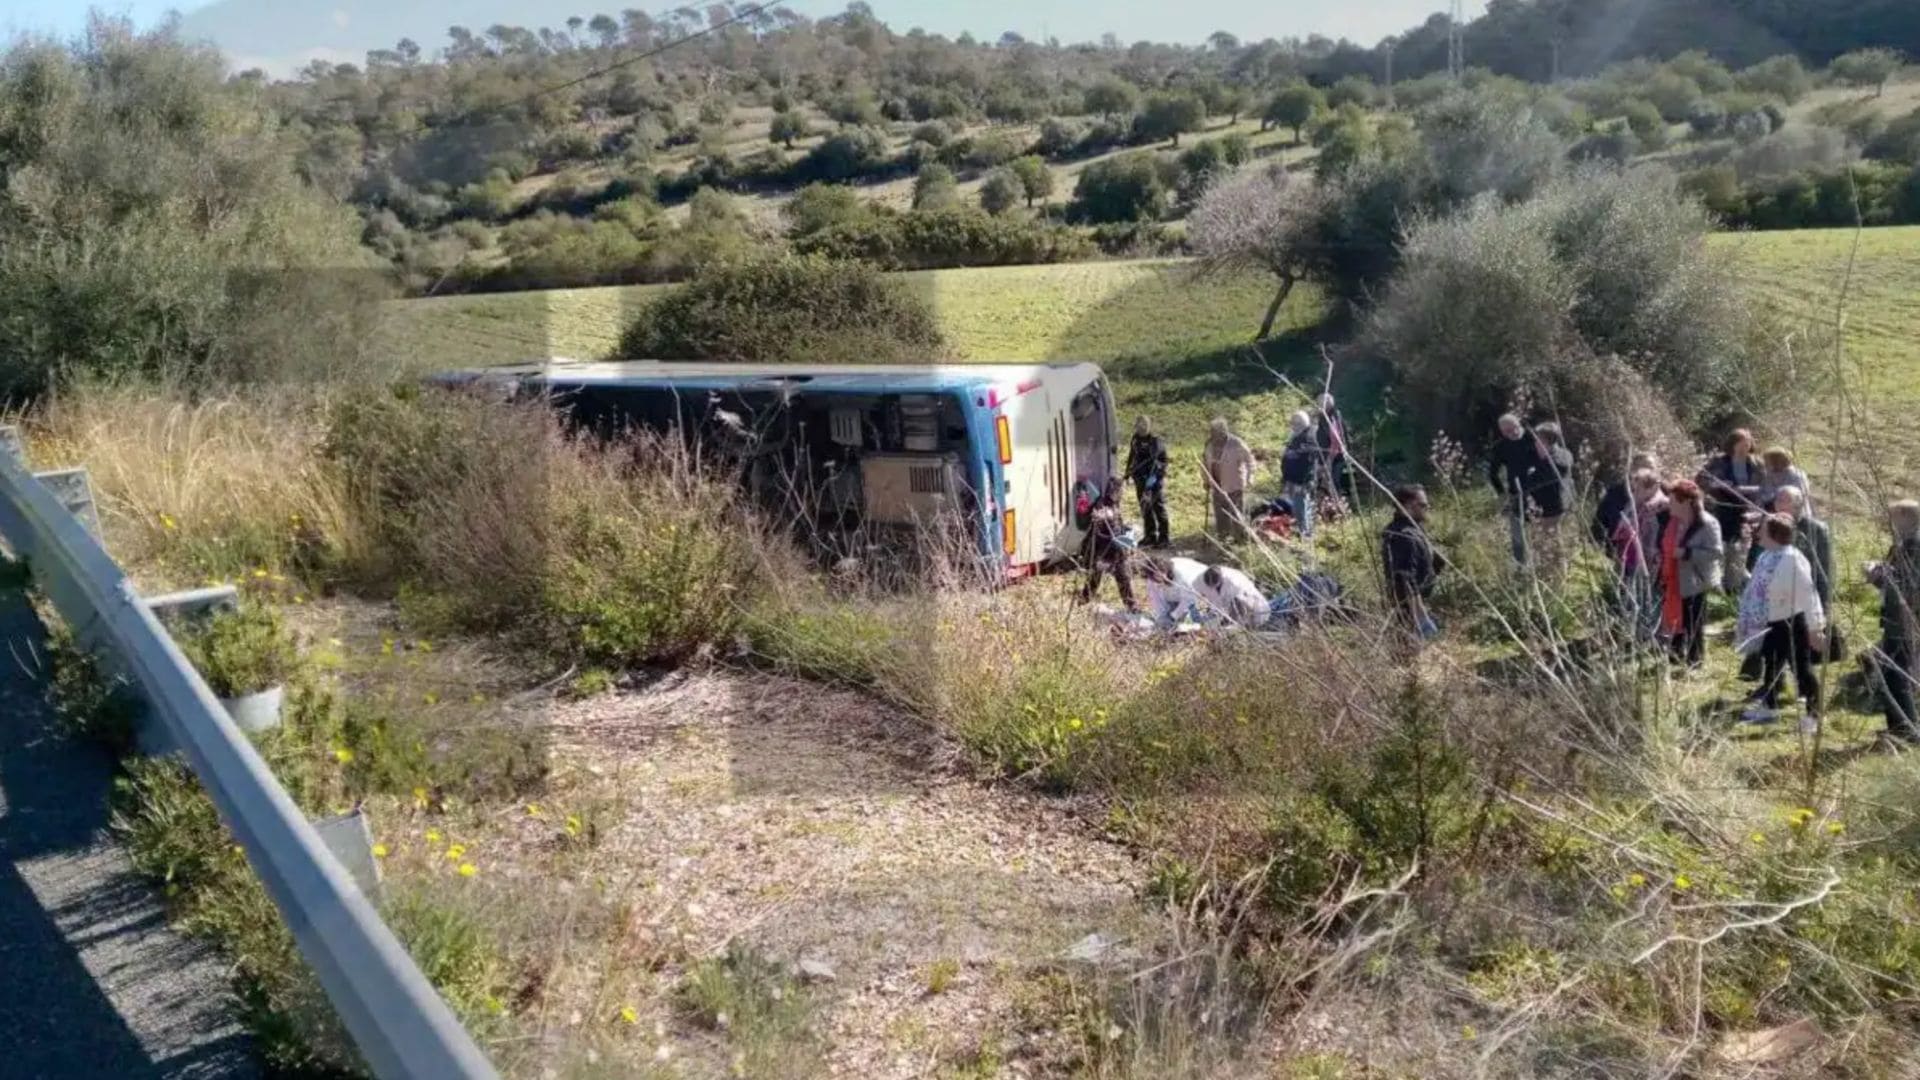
[[1590, 428, 1920, 741], [1093, 404, 1920, 747]]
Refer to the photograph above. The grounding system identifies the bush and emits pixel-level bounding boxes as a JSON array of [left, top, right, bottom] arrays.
[[175, 603, 301, 698], [1362, 166, 1795, 445], [1070, 151, 1171, 223], [768, 110, 809, 147], [1134, 90, 1206, 146], [1736, 55, 1813, 104], [911, 163, 960, 210], [1730, 125, 1854, 182], [619, 253, 944, 364], [783, 183, 872, 236], [794, 208, 1093, 270], [1034, 116, 1085, 158], [960, 130, 1025, 171], [1007, 155, 1055, 206], [794, 126, 893, 182], [978, 169, 1021, 214], [1620, 100, 1669, 148]]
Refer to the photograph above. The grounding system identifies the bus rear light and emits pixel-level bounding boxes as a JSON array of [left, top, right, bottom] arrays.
[[1002, 509, 1017, 555], [995, 415, 1013, 463]]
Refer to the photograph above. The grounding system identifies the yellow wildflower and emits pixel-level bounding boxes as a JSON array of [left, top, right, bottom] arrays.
[[253, 568, 268, 579], [1461, 1025, 1477, 1041], [1749, 832, 1767, 845], [618, 1005, 638, 1025], [293, 595, 305, 604], [333, 747, 354, 764], [526, 803, 543, 817], [1673, 875, 1693, 891], [565, 815, 583, 837], [1627, 872, 1646, 888], [1610, 885, 1627, 900], [413, 786, 429, 809], [423, 691, 439, 705], [1827, 821, 1846, 835], [485, 996, 505, 1016], [425, 828, 443, 844], [457, 863, 477, 878], [470, 693, 486, 704], [328, 638, 344, 649], [372, 843, 390, 858], [446, 843, 467, 861], [159, 513, 178, 531], [416, 640, 434, 653]]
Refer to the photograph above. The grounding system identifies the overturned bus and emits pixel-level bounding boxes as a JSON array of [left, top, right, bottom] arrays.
[[435, 359, 1118, 579]]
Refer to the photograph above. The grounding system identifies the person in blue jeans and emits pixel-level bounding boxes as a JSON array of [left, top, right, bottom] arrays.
[[1487, 414, 1545, 566], [1280, 410, 1320, 540]]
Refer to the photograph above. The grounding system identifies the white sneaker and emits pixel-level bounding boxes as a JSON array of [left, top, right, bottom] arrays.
[[1798, 715, 1820, 736], [1740, 705, 1780, 725]]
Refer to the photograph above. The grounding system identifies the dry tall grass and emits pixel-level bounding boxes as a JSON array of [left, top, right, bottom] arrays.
[[23, 381, 370, 583]]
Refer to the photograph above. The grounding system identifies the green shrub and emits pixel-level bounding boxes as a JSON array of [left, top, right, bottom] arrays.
[[174, 602, 300, 698], [1070, 151, 1171, 223], [619, 253, 943, 363], [45, 622, 143, 752], [677, 944, 819, 1080], [795, 207, 1092, 270]]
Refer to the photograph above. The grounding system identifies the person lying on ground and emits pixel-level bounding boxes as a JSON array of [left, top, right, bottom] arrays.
[[1198, 564, 1271, 630]]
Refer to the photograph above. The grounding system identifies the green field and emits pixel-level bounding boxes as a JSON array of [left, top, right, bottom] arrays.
[[383, 225, 1920, 496]]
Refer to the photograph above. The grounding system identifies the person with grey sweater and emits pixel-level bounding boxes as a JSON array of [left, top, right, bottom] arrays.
[[1656, 479, 1723, 668]]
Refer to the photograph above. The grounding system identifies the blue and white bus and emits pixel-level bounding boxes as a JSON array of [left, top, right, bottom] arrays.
[[438, 359, 1119, 578]]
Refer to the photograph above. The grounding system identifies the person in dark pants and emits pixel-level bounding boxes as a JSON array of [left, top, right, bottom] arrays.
[[1656, 480, 1723, 669], [1868, 500, 1920, 744], [1125, 417, 1171, 548], [1592, 452, 1657, 548], [1699, 429, 1762, 595], [1736, 514, 1826, 726], [1315, 393, 1357, 510], [1382, 484, 1446, 642], [1280, 410, 1320, 539], [1487, 414, 1545, 566], [1078, 478, 1138, 610]]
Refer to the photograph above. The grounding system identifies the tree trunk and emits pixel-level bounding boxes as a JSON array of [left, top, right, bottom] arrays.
[[1257, 275, 1296, 341]]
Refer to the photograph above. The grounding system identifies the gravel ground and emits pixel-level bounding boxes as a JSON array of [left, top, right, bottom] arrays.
[[542, 669, 1153, 1076]]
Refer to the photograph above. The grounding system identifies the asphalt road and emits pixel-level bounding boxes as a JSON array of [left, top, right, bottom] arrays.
[[0, 587, 258, 1079]]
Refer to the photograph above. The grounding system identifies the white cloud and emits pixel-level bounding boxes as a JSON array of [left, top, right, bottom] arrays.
[[330, 9, 351, 30], [228, 44, 358, 78]]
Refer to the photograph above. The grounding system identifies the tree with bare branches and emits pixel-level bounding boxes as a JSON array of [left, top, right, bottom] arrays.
[[1187, 165, 1326, 341]]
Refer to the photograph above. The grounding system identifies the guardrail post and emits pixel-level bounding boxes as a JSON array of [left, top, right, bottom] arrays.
[[32, 467, 102, 539], [315, 810, 383, 902]]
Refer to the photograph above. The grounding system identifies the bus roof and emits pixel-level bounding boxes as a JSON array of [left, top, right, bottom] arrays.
[[440, 359, 1104, 397]]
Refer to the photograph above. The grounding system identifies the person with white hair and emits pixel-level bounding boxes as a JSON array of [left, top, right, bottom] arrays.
[[1279, 409, 1320, 539], [1203, 417, 1255, 543], [1867, 500, 1920, 744], [1772, 485, 1833, 610], [1487, 413, 1547, 566], [1736, 513, 1826, 726]]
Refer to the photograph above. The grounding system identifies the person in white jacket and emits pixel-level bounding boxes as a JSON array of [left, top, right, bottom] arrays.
[[1736, 513, 1827, 725], [1140, 556, 1208, 629], [1198, 565, 1271, 630]]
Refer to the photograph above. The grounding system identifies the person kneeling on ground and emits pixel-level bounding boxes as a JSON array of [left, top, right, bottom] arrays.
[[1139, 555, 1208, 630], [1078, 478, 1138, 612], [1197, 564, 1271, 630], [1736, 513, 1826, 727], [1382, 484, 1445, 641]]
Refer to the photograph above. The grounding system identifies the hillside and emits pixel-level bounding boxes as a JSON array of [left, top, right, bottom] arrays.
[[389, 228, 1915, 435]]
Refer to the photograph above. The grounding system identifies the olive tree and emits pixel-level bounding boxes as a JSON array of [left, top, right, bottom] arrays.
[[1187, 165, 1327, 340], [1830, 48, 1905, 98]]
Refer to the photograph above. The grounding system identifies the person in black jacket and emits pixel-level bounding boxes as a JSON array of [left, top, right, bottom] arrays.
[[1488, 414, 1546, 566], [1280, 410, 1321, 539], [1383, 484, 1446, 640], [1125, 417, 1171, 548], [1078, 478, 1138, 610], [1592, 451, 1657, 548], [1869, 501, 1920, 744], [1698, 428, 1763, 595]]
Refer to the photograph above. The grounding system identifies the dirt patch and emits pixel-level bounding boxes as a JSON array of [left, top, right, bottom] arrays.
[[549, 669, 1151, 1075]]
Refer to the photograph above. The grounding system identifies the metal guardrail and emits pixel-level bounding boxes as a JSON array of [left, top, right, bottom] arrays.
[[0, 434, 498, 1080]]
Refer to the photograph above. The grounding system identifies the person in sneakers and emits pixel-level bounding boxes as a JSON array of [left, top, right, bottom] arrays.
[[1867, 500, 1920, 744], [1139, 555, 1207, 630], [1125, 417, 1171, 549], [1279, 410, 1321, 539], [1735, 513, 1826, 726], [1656, 479, 1722, 668]]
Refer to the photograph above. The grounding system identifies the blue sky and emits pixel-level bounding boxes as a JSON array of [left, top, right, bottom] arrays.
[[5, 1, 1481, 75]]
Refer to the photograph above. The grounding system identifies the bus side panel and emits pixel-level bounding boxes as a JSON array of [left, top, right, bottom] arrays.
[[1000, 390, 1062, 568]]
